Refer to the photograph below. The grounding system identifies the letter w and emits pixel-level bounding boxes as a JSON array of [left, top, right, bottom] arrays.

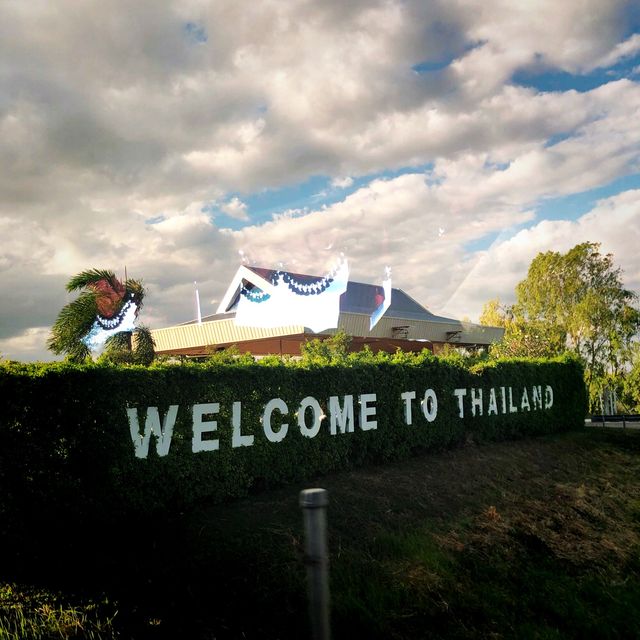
[[127, 406, 179, 459]]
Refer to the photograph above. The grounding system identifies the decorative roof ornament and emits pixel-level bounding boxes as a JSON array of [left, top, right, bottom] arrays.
[[82, 277, 140, 349], [235, 257, 349, 333], [370, 267, 392, 330]]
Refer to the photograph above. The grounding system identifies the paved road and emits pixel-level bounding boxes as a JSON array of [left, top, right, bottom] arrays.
[[585, 419, 640, 430]]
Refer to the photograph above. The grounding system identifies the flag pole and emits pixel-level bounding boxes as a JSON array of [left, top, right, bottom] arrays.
[[195, 281, 202, 324]]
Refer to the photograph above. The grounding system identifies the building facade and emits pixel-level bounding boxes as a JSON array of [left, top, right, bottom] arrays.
[[151, 266, 504, 357]]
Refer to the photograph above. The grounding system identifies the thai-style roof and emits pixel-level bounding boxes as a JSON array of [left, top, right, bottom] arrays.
[[211, 265, 456, 323], [150, 264, 505, 355]]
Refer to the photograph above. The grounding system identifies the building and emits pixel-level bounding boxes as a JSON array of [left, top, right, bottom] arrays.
[[151, 265, 504, 358]]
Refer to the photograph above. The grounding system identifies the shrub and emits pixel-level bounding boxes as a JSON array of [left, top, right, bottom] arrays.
[[0, 355, 586, 530]]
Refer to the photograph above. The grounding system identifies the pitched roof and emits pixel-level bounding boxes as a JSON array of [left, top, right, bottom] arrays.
[[338, 280, 458, 324], [202, 264, 458, 326]]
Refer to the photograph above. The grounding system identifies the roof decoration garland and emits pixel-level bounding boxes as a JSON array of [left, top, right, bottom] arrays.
[[240, 286, 271, 303], [268, 258, 345, 296], [80, 275, 141, 349], [234, 257, 350, 333], [95, 295, 137, 330]]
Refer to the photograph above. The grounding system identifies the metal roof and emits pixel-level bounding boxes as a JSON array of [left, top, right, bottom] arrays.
[[338, 280, 458, 323], [152, 265, 505, 352], [215, 265, 458, 324]]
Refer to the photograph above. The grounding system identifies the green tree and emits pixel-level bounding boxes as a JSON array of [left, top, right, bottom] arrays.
[[478, 298, 509, 328], [48, 268, 155, 364], [619, 343, 640, 412], [479, 298, 563, 359], [483, 243, 639, 409], [299, 330, 352, 365]]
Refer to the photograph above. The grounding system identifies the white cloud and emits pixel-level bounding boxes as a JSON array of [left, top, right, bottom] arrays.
[[444, 189, 640, 320], [0, 0, 638, 360], [461, 0, 631, 75], [232, 76, 640, 314], [331, 177, 354, 189], [219, 196, 249, 220], [593, 33, 640, 70]]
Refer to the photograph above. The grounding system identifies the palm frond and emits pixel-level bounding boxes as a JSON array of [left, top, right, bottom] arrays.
[[104, 331, 132, 351], [133, 325, 155, 365], [49, 267, 150, 361], [100, 330, 134, 364], [65, 342, 91, 363], [125, 278, 146, 308], [66, 269, 119, 293], [47, 291, 97, 355]]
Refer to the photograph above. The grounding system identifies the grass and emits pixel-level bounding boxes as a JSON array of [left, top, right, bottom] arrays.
[[0, 584, 118, 639], [2, 427, 640, 638]]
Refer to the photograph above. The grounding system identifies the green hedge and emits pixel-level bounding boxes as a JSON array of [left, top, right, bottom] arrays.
[[0, 355, 586, 527]]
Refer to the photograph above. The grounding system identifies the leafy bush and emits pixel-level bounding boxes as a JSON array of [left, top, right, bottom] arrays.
[[0, 355, 586, 531]]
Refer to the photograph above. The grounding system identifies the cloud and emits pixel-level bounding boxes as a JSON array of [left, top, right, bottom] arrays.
[[593, 33, 640, 70], [219, 197, 249, 220], [231, 74, 640, 314], [331, 177, 354, 189], [0, 0, 638, 360], [0, 327, 53, 362], [445, 189, 640, 320], [1, 0, 635, 204], [460, 0, 633, 75]]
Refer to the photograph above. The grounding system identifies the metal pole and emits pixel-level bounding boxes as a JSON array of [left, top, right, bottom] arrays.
[[300, 488, 331, 640], [194, 281, 202, 324]]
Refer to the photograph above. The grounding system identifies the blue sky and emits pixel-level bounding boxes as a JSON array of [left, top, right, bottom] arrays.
[[513, 50, 640, 92], [0, 1, 639, 360]]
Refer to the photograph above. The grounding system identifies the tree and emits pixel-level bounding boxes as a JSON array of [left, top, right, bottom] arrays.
[[48, 268, 155, 364], [299, 330, 352, 365], [98, 326, 156, 365], [621, 344, 640, 412], [478, 298, 509, 328], [479, 298, 563, 359], [483, 243, 639, 410], [514, 243, 638, 401]]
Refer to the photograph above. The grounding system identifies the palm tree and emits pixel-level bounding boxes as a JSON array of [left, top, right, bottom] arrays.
[[47, 268, 155, 364]]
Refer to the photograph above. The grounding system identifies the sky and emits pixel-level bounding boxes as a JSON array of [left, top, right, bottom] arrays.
[[1, 0, 639, 361]]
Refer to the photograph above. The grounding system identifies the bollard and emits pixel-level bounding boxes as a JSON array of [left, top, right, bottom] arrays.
[[300, 488, 331, 640]]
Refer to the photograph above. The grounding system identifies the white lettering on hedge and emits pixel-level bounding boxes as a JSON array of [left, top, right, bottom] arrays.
[[401, 391, 416, 425], [359, 394, 377, 431], [452, 384, 555, 419], [329, 395, 354, 435], [232, 401, 254, 448], [488, 388, 498, 415], [532, 385, 543, 410], [545, 385, 554, 409], [454, 388, 467, 418], [126, 382, 558, 458], [127, 405, 178, 459], [471, 388, 483, 417], [263, 398, 289, 443], [299, 396, 323, 438], [192, 403, 220, 453], [421, 389, 437, 423]]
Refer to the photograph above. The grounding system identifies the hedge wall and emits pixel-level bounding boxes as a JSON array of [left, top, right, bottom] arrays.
[[0, 355, 586, 529]]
